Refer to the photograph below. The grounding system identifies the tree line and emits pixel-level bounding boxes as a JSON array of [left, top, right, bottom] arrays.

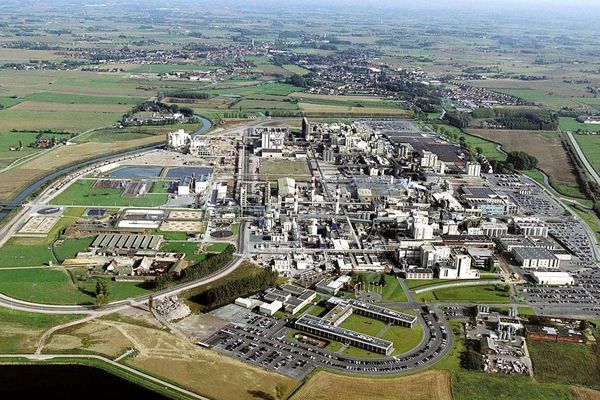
[[154, 244, 236, 290], [190, 268, 279, 311]]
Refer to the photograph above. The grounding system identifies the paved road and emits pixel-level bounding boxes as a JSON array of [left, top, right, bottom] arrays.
[[567, 131, 600, 185], [0, 354, 209, 400], [0, 256, 243, 314]]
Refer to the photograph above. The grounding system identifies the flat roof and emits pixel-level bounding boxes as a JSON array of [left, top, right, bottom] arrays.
[[295, 315, 393, 350]]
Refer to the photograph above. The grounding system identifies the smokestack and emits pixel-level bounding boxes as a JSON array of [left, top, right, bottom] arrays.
[[311, 172, 316, 201], [294, 184, 299, 213], [335, 184, 341, 215]]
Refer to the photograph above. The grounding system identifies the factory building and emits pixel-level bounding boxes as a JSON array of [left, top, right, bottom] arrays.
[[512, 247, 560, 269], [295, 315, 394, 355]]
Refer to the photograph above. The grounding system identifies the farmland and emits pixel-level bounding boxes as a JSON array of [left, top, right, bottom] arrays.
[[574, 135, 600, 177], [528, 340, 600, 391], [50, 179, 168, 207], [466, 129, 579, 185], [292, 370, 453, 400]]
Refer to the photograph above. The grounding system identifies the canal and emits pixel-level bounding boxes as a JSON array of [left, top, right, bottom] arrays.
[[0, 364, 170, 399]]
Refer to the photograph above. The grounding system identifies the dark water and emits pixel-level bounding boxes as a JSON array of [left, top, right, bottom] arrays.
[[0, 364, 169, 399]]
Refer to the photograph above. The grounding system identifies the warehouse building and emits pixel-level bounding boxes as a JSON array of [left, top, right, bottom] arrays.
[[531, 271, 574, 286], [512, 247, 560, 269]]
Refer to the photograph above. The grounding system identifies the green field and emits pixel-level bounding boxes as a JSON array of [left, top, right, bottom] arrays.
[[0, 268, 151, 305], [159, 242, 206, 263], [383, 323, 424, 356], [282, 64, 311, 76], [50, 179, 168, 207], [417, 284, 511, 303], [53, 237, 95, 262], [528, 339, 600, 390], [560, 117, 600, 133], [366, 274, 407, 302], [0, 238, 56, 267], [339, 314, 387, 336], [0, 131, 45, 168], [574, 134, 600, 176], [453, 371, 576, 400], [205, 243, 230, 253], [25, 92, 146, 105]]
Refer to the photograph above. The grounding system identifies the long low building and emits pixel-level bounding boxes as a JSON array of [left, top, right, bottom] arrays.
[[531, 271, 574, 286], [295, 314, 394, 355], [512, 246, 559, 269], [328, 297, 417, 328]]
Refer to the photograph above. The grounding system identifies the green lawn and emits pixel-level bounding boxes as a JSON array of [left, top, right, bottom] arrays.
[[417, 284, 511, 303], [383, 323, 424, 356], [0, 238, 56, 267], [0, 268, 152, 305], [54, 237, 95, 262], [205, 243, 231, 253], [339, 314, 387, 336], [342, 346, 384, 359], [367, 274, 407, 302], [50, 179, 168, 207], [159, 241, 206, 263], [406, 278, 444, 290]]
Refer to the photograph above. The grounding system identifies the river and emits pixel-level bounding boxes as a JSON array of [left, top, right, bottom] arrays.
[[0, 116, 213, 221]]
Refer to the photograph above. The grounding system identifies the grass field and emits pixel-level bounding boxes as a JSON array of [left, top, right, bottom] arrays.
[[159, 242, 206, 264], [383, 323, 424, 356], [260, 158, 310, 180], [574, 135, 600, 177], [528, 340, 600, 391], [0, 268, 151, 305], [467, 129, 577, 184], [0, 308, 80, 353], [560, 118, 600, 133], [292, 370, 453, 400], [339, 314, 386, 336], [282, 64, 311, 76], [50, 179, 168, 207], [416, 284, 511, 303], [0, 131, 45, 168], [453, 371, 577, 400], [0, 238, 56, 267], [54, 237, 95, 262], [366, 274, 407, 302]]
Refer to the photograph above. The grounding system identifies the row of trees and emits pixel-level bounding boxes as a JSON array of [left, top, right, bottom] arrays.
[[191, 268, 279, 311], [447, 108, 559, 131], [161, 91, 210, 100]]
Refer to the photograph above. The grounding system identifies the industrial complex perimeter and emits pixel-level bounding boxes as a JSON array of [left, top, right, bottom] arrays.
[[1, 114, 598, 392]]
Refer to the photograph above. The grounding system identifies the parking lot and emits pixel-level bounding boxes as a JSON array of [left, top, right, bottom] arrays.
[[204, 308, 453, 377]]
